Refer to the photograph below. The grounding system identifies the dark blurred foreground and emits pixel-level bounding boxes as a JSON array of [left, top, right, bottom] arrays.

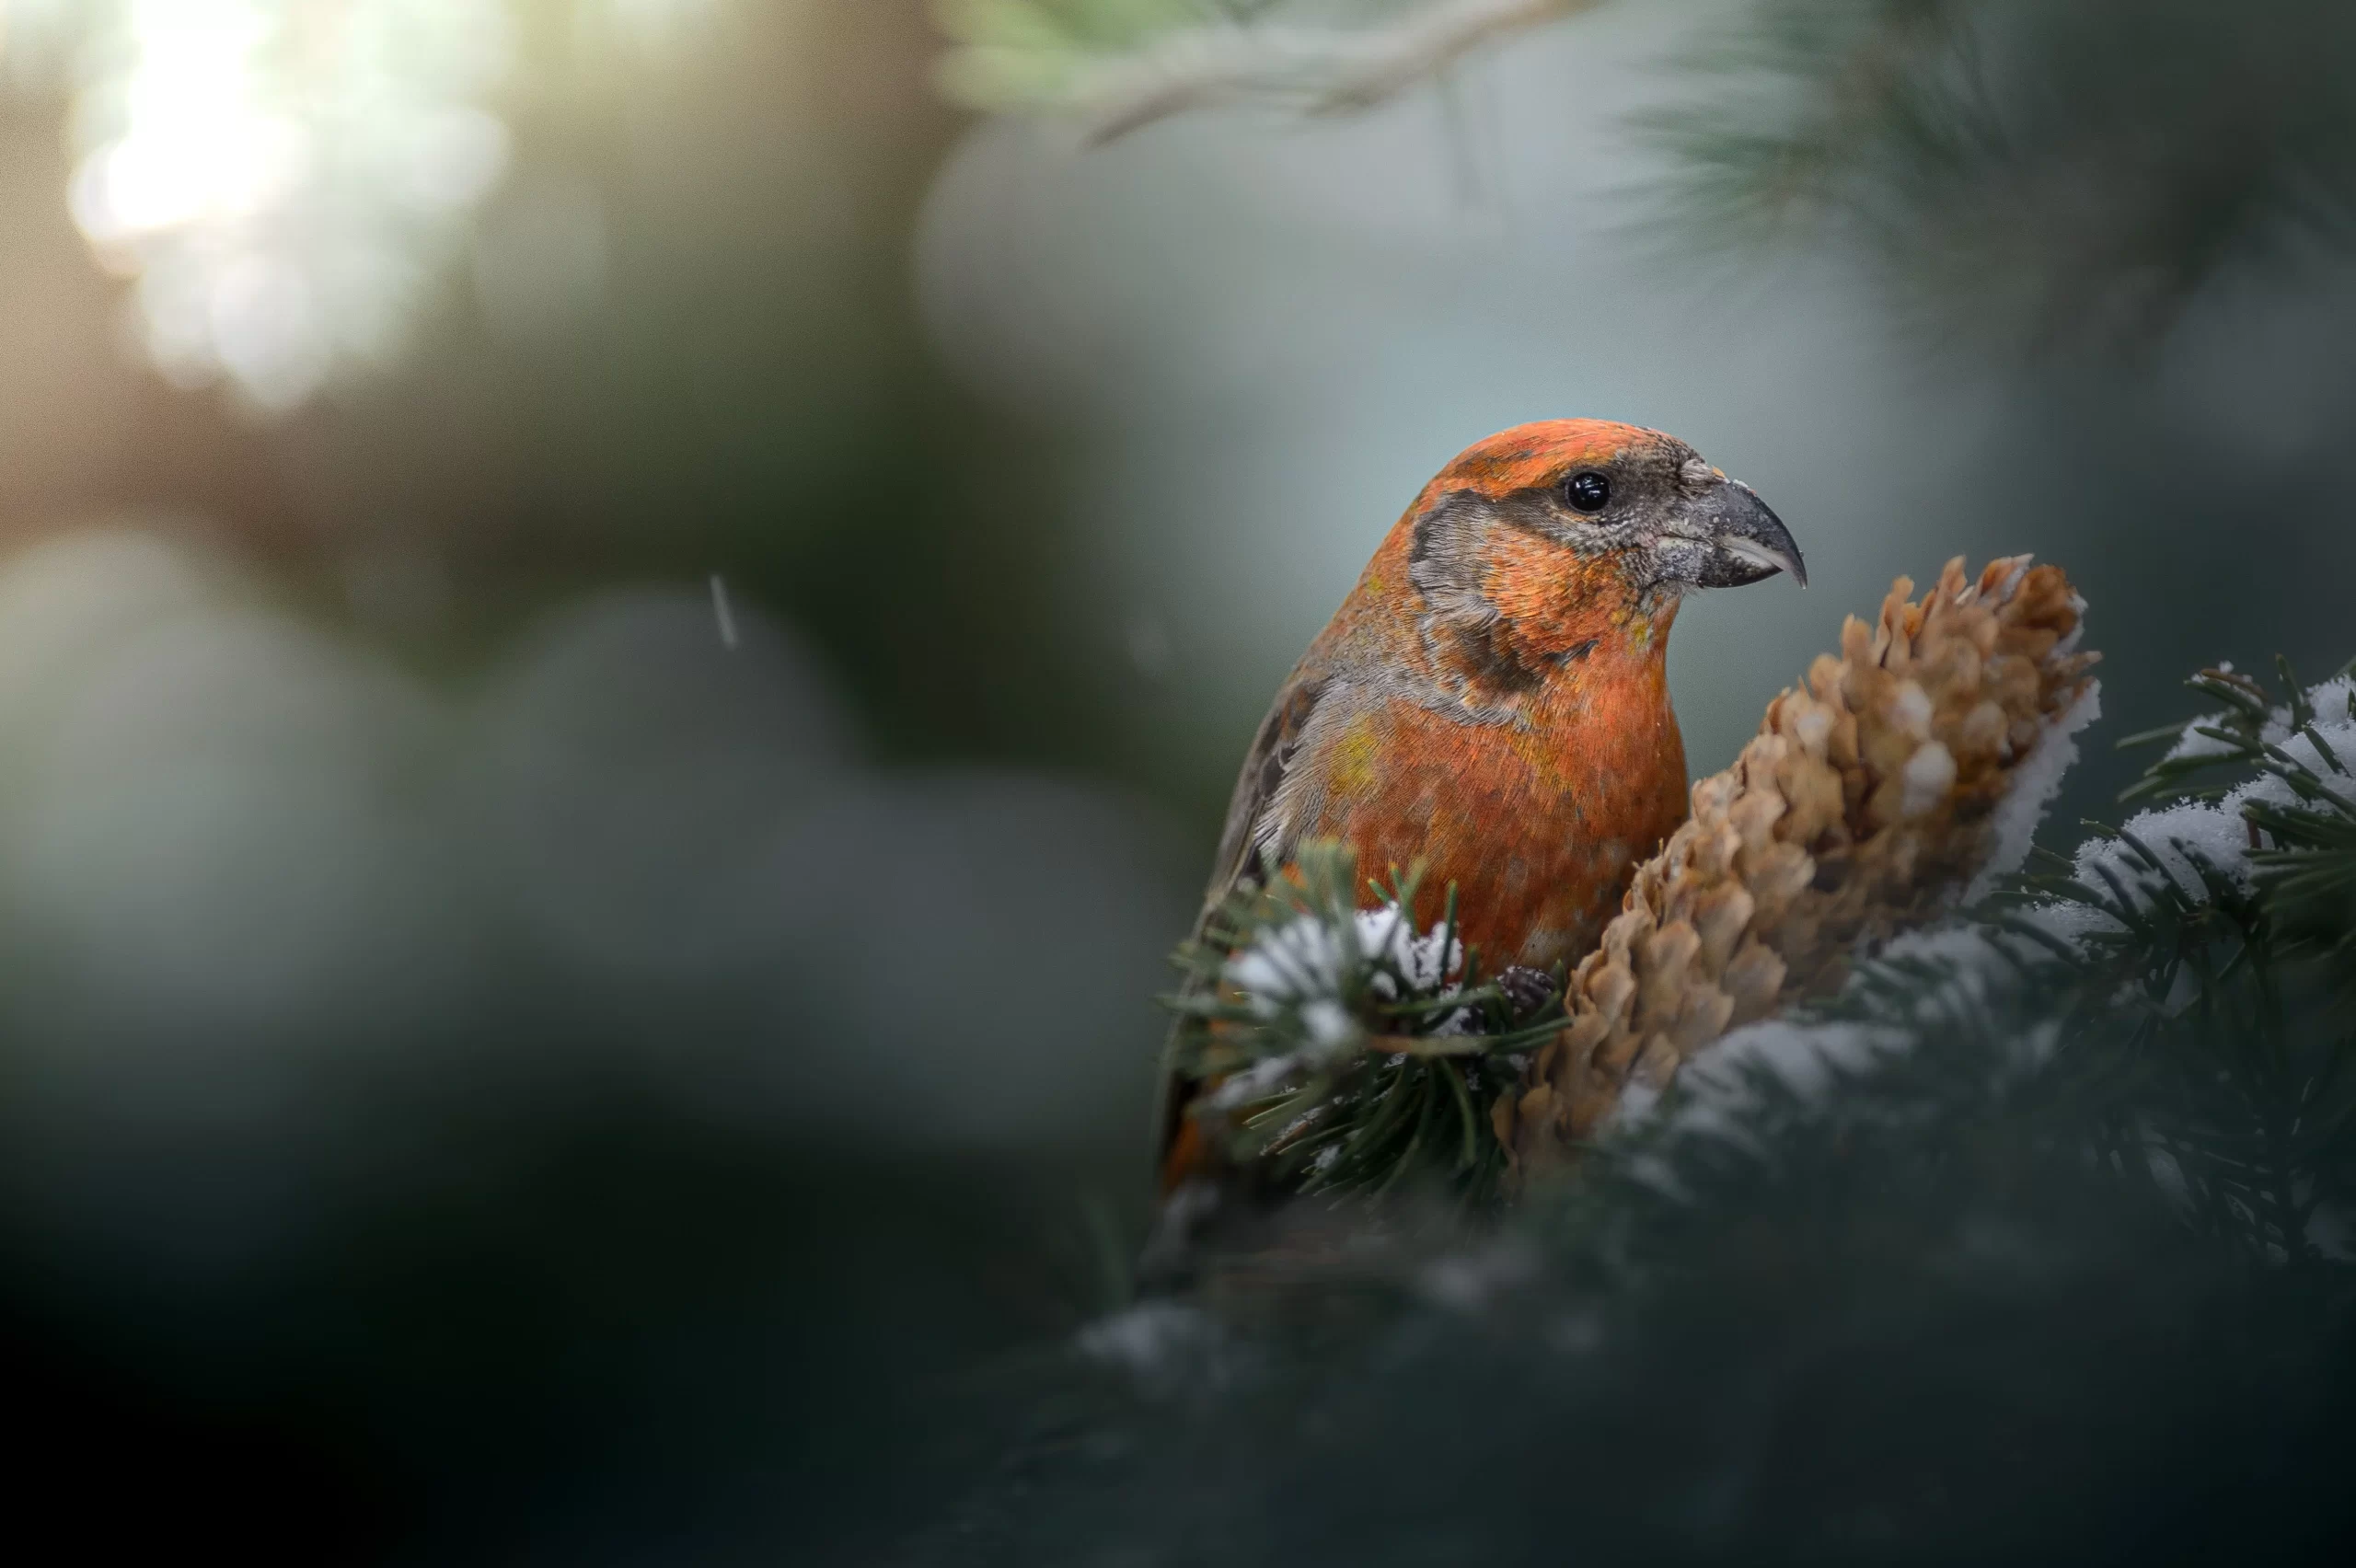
[[4, 1111, 1130, 1561], [895, 1020, 2356, 1566], [15, 1038, 2355, 1565]]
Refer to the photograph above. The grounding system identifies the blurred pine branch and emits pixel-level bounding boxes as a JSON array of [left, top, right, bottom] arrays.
[[1639, 0, 2356, 351], [939, 0, 2356, 352]]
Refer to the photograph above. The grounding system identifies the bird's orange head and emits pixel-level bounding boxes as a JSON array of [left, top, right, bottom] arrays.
[[1385, 418, 1805, 690]]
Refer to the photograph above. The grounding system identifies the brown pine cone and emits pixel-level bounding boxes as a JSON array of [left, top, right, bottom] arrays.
[[1496, 556, 2100, 1170]]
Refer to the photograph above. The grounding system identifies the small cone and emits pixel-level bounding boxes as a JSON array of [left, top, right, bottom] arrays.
[[1498, 557, 2099, 1167]]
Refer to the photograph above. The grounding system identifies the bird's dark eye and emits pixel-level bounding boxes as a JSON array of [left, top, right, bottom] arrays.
[[1565, 471, 1611, 513]]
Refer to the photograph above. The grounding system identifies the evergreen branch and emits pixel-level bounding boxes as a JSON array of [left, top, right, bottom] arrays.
[[1167, 630, 2356, 1274], [1160, 840, 1542, 1200]]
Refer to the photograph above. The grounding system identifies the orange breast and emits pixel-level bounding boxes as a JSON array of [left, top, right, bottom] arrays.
[[1305, 666, 1690, 972]]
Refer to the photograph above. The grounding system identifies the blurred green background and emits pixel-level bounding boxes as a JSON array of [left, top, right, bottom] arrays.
[[3, 0, 2355, 1559]]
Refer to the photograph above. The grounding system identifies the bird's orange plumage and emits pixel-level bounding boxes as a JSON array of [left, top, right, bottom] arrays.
[[1283, 422, 1693, 967], [1161, 417, 1803, 1191]]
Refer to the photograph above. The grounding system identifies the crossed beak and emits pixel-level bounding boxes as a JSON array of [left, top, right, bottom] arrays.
[[1692, 479, 1807, 589]]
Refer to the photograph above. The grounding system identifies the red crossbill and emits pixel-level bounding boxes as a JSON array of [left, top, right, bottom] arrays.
[[1160, 418, 1805, 1192]]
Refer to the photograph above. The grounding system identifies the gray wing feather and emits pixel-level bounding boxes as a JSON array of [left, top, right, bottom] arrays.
[[1197, 671, 1327, 921], [1154, 669, 1331, 1172]]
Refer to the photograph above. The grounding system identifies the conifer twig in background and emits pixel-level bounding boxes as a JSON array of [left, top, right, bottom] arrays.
[[937, 0, 1605, 142]]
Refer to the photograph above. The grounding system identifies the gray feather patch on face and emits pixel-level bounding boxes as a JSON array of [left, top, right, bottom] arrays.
[[1406, 490, 1500, 630], [1406, 491, 1561, 710]]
